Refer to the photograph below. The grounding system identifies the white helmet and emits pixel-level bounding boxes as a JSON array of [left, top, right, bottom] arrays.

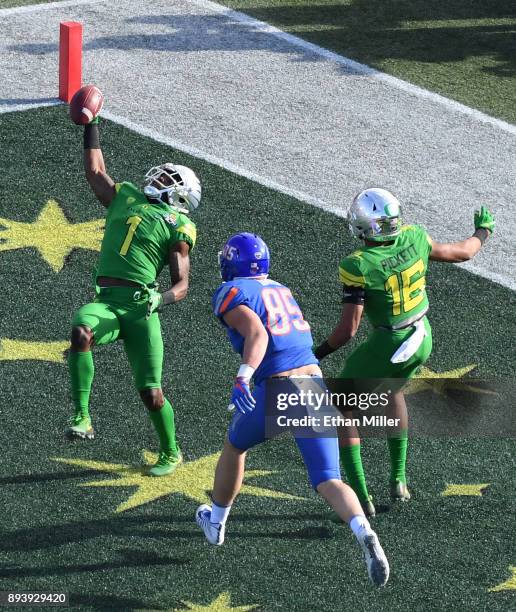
[[348, 188, 402, 242], [143, 163, 201, 213]]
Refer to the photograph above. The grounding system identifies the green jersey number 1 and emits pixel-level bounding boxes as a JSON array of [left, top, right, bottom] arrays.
[[119, 216, 142, 256], [385, 258, 425, 316]]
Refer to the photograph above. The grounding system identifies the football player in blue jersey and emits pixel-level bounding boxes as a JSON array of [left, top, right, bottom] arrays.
[[195, 233, 390, 587]]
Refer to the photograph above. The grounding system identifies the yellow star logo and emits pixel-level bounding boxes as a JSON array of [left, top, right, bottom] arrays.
[[404, 364, 496, 396], [488, 566, 516, 592], [0, 338, 68, 362], [442, 483, 490, 497], [52, 451, 302, 513], [140, 591, 259, 612], [173, 592, 259, 612], [0, 199, 104, 272]]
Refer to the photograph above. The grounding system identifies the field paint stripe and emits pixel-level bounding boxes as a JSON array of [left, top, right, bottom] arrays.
[[195, 0, 516, 136], [102, 110, 514, 291], [0, 99, 62, 114], [101, 110, 333, 211], [0, 0, 104, 16]]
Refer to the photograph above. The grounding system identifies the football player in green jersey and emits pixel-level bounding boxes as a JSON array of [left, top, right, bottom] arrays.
[[66, 116, 201, 476], [315, 188, 495, 515]]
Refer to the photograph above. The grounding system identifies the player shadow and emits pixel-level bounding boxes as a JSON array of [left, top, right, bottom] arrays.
[[0, 548, 185, 579], [219, 0, 516, 75], [8, 6, 515, 77], [0, 511, 334, 555], [0, 469, 101, 485], [6, 13, 364, 75]]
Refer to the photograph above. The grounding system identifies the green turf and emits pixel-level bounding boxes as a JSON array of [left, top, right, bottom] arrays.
[[219, 0, 516, 125], [0, 105, 514, 610]]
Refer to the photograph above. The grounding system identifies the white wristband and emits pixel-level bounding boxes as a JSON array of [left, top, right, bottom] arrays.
[[237, 364, 255, 381]]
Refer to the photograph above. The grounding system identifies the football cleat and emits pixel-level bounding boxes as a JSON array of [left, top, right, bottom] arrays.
[[66, 415, 94, 440], [361, 496, 376, 518], [195, 504, 225, 545], [357, 528, 390, 587], [390, 480, 411, 502], [149, 450, 183, 477]]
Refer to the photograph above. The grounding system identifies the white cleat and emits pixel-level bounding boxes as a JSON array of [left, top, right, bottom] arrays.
[[195, 504, 225, 546], [357, 529, 390, 587]]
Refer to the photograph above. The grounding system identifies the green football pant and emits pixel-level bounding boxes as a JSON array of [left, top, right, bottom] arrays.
[[340, 317, 432, 379], [71, 286, 163, 390], [338, 317, 432, 493]]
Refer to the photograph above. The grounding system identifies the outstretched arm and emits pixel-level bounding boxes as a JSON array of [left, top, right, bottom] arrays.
[[430, 206, 495, 263], [83, 121, 116, 207]]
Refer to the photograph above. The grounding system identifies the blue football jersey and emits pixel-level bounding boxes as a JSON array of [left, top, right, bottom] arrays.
[[212, 277, 318, 383]]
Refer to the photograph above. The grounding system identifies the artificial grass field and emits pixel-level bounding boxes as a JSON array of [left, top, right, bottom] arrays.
[[0, 105, 514, 610]]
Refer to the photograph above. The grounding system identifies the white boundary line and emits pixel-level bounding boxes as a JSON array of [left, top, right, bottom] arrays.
[[103, 110, 514, 291], [198, 0, 516, 136], [0, 100, 61, 114], [0, 0, 104, 16], [102, 110, 330, 211]]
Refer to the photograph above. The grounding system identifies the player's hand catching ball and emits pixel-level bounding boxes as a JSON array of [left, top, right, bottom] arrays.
[[69, 85, 104, 125], [230, 378, 256, 414], [143, 287, 164, 320], [474, 206, 495, 234]]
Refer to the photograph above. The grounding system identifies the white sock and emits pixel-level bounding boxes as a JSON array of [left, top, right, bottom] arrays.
[[210, 502, 232, 525], [349, 514, 371, 537]]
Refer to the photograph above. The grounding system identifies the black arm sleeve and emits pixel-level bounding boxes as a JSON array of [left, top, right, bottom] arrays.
[[342, 285, 365, 305], [84, 123, 100, 149]]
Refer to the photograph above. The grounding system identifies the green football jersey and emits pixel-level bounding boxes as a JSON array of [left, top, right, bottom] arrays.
[[339, 225, 432, 328], [95, 182, 197, 286]]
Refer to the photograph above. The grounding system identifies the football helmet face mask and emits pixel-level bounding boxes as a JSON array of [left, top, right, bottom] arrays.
[[218, 233, 270, 281], [348, 188, 402, 242], [143, 163, 201, 213]]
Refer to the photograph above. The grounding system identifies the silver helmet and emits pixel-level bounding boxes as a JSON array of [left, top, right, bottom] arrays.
[[348, 188, 402, 242], [143, 163, 201, 213]]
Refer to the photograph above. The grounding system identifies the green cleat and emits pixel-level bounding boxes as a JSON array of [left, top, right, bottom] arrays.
[[361, 496, 376, 518], [390, 480, 411, 502], [149, 450, 183, 477], [66, 415, 94, 440]]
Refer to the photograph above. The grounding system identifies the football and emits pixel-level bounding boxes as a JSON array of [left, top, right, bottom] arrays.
[[69, 85, 104, 125]]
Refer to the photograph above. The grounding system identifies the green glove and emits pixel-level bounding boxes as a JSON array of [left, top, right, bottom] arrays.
[[89, 116, 101, 125], [474, 206, 495, 233], [143, 287, 163, 320]]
